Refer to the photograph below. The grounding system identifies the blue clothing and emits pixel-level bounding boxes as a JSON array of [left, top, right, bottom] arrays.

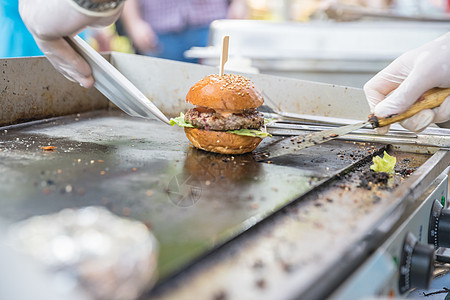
[[141, 25, 209, 63], [0, 0, 43, 57], [0, 0, 87, 58]]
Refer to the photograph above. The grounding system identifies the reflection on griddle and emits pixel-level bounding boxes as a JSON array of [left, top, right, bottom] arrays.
[[183, 147, 261, 183]]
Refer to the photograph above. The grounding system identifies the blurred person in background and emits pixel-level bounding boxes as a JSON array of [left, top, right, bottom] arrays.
[[121, 0, 248, 63]]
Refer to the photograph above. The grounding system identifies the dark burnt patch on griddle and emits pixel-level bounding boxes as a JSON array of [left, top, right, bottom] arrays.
[[396, 168, 414, 177], [252, 151, 270, 162], [394, 157, 417, 177], [358, 170, 393, 190]]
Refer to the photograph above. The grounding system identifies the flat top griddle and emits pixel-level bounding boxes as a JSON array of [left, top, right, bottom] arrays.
[[0, 109, 397, 282], [1, 55, 448, 299]]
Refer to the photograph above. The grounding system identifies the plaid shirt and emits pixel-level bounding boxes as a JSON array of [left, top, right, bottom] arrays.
[[138, 0, 229, 33]]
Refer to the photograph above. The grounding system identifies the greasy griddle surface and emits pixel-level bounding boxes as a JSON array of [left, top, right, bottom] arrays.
[[0, 110, 423, 282]]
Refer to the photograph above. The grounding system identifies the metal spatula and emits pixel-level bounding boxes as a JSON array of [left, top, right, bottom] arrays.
[[64, 35, 170, 124], [262, 87, 450, 160]]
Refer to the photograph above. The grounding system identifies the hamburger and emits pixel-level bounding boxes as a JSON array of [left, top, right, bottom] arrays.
[[170, 74, 270, 154]]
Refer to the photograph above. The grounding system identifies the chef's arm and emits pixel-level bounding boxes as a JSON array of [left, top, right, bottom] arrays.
[[19, 0, 125, 88], [121, 0, 158, 54]]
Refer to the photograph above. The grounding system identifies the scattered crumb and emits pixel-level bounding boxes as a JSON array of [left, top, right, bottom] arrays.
[[40, 146, 56, 151], [256, 279, 266, 289], [213, 291, 227, 300], [65, 185, 72, 193], [253, 259, 264, 269]]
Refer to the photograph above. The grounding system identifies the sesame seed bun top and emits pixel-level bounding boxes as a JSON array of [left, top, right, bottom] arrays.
[[186, 74, 264, 110]]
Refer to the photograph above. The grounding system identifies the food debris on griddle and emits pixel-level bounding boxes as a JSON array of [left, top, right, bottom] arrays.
[[280, 261, 295, 273], [396, 168, 414, 176], [40, 146, 57, 151], [214, 291, 227, 300], [358, 171, 392, 190], [256, 279, 267, 289], [252, 259, 265, 269], [395, 158, 416, 177]]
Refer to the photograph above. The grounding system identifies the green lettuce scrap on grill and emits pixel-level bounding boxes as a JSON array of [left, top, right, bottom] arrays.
[[170, 113, 272, 138], [370, 151, 397, 173]]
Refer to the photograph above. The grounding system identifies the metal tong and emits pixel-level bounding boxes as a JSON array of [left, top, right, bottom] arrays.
[[262, 88, 450, 152], [65, 36, 170, 124]]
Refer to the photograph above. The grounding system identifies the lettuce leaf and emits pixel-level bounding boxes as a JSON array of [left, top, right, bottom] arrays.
[[370, 151, 396, 173], [169, 113, 194, 128], [227, 128, 272, 138], [264, 118, 275, 124], [170, 112, 271, 138]]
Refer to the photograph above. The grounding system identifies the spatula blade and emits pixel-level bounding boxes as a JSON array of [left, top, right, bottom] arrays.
[[65, 36, 170, 125], [260, 121, 369, 160]]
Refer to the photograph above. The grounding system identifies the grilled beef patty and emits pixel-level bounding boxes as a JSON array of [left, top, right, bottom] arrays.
[[185, 108, 264, 131]]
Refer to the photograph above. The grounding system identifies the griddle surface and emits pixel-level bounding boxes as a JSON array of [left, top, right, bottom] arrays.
[[0, 110, 384, 281]]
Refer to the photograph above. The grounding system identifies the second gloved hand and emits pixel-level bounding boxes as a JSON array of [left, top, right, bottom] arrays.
[[364, 32, 450, 133], [19, 0, 123, 88]]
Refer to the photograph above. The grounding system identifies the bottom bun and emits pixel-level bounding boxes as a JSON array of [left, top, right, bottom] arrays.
[[184, 127, 262, 155]]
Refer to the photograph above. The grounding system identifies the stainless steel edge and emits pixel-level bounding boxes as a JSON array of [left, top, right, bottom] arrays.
[[0, 56, 108, 126], [299, 149, 450, 299]]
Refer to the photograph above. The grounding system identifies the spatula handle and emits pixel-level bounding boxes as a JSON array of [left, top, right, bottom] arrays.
[[369, 87, 450, 128]]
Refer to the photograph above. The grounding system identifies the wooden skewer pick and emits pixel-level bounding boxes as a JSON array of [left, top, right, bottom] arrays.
[[219, 35, 229, 76]]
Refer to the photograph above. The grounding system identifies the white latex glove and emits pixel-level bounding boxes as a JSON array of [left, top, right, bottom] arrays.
[[19, 0, 123, 88], [364, 32, 450, 134]]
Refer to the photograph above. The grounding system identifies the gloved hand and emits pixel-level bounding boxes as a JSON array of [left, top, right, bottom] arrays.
[[364, 32, 450, 134], [19, 0, 123, 88]]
